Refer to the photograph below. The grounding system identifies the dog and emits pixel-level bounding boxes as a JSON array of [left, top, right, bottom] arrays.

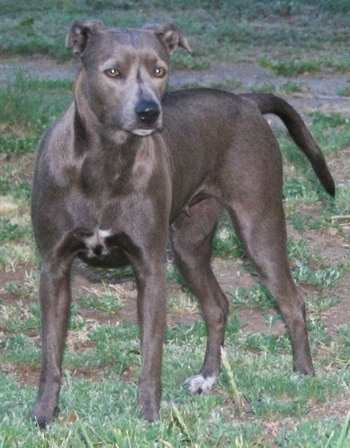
[[30, 20, 335, 428]]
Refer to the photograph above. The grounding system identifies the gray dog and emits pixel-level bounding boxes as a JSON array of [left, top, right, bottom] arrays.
[[30, 20, 335, 427]]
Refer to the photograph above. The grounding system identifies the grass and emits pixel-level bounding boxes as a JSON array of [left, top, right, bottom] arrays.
[[0, 0, 350, 446], [338, 86, 350, 98], [280, 80, 306, 94], [0, 70, 72, 133], [1, 0, 350, 70], [259, 56, 323, 76]]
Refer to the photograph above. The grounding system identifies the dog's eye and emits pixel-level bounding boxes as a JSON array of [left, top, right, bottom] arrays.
[[154, 67, 167, 78], [104, 68, 121, 78]]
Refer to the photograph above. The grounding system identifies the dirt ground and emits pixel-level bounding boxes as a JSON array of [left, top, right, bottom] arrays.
[[0, 54, 350, 418]]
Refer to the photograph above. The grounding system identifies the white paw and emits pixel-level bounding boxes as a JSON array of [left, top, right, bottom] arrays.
[[183, 374, 216, 395]]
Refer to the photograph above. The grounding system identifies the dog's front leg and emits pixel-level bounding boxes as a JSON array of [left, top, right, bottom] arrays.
[[30, 261, 72, 429], [132, 259, 167, 422], [30, 229, 91, 427]]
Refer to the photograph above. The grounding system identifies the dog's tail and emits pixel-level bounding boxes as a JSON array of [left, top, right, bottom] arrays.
[[241, 93, 335, 197]]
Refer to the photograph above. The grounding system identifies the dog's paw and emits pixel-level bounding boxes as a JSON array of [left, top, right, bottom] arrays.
[[30, 405, 60, 430], [183, 374, 216, 395]]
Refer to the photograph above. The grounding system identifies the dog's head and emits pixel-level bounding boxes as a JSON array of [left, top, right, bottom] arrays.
[[66, 20, 192, 137]]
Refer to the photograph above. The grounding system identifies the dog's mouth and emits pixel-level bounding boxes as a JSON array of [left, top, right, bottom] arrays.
[[132, 128, 157, 137], [132, 127, 164, 137]]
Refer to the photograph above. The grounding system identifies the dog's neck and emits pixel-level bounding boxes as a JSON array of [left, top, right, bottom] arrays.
[[73, 103, 131, 152], [74, 100, 134, 153], [73, 109, 160, 200]]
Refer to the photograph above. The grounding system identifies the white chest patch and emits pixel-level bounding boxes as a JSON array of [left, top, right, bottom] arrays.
[[83, 228, 112, 258]]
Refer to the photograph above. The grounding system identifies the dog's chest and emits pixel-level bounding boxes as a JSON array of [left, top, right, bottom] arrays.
[[76, 142, 156, 199], [78, 154, 122, 197], [59, 140, 171, 262]]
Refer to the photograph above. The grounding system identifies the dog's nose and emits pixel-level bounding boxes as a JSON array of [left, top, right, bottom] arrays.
[[135, 100, 160, 125]]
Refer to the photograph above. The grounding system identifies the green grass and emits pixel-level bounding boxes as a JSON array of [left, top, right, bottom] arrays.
[[259, 56, 326, 76], [1, 0, 350, 70], [250, 81, 277, 93], [212, 216, 244, 259], [0, 217, 28, 243], [0, 1, 350, 446], [281, 81, 306, 94], [338, 86, 350, 97], [0, 70, 72, 133], [259, 56, 350, 76], [1, 317, 350, 446]]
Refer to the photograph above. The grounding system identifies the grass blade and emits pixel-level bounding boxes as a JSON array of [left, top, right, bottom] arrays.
[[221, 347, 247, 415]]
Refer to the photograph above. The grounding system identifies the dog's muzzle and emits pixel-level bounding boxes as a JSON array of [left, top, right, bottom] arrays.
[[133, 99, 163, 135], [136, 100, 161, 126]]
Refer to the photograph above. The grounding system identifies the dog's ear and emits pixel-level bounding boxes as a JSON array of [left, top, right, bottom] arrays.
[[145, 23, 192, 55], [66, 20, 106, 55]]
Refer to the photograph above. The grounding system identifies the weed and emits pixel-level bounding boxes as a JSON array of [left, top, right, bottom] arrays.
[[330, 412, 350, 448], [293, 261, 345, 289], [0, 243, 37, 272], [250, 82, 276, 93], [0, 134, 39, 156], [337, 86, 350, 97], [221, 347, 246, 413], [283, 178, 311, 199], [208, 79, 242, 91], [230, 284, 277, 308], [5, 273, 38, 300], [0, 217, 27, 243], [212, 219, 244, 259], [288, 211, 329, 232], [311, 111, 349, 128], [167, 290, 199, 315], [306, 294, 343, 314], [79, 294, 123, 315], [0, 72, 50, 129], [171, 53, 211, 71], [281, 80, 306, 94], [259, 56, 322, 76], [1, 333, 40, 365], [78, 283, 124, 315]]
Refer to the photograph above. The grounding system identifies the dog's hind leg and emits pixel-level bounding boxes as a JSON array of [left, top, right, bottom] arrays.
[[226, 199, 315, 376], [170, 198, 229, 394]]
